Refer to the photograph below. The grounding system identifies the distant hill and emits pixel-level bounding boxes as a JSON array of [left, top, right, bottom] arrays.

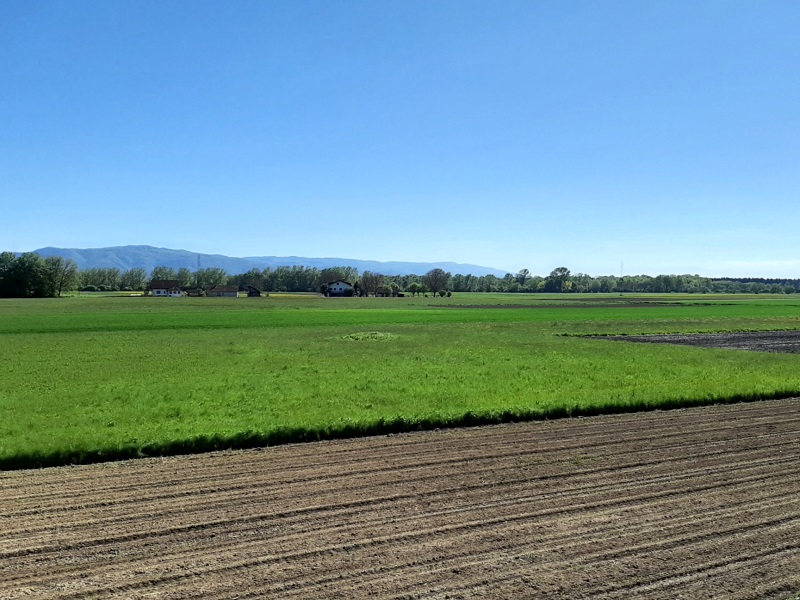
[[29, 245, 509, 277]]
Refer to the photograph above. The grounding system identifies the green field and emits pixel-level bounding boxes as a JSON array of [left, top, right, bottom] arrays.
[[2, 293, 800, 469]]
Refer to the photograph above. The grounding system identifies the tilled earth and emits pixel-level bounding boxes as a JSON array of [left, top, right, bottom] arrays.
[[611, 330, 800, 353], [1, 398, 799, 599]]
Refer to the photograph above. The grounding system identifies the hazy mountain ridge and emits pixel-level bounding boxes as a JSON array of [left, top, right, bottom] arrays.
[[29, 246, 509, 277]]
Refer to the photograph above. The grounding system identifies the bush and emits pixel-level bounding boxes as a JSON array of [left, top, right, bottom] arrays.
[[439, 290, 447, 297], [81, 285, 98, 292]]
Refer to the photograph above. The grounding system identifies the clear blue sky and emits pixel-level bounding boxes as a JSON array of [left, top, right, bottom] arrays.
[[3, 0, 798, 277]]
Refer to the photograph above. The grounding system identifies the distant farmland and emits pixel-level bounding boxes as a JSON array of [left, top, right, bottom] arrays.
[[2, 293, 800, 469]]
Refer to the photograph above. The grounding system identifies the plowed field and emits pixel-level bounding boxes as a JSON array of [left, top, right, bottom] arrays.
[[2, 398, 799, 599], [613, 330, 800, 354]]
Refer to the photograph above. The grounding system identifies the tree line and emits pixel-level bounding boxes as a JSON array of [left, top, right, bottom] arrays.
[[1, 251, 798, 298]]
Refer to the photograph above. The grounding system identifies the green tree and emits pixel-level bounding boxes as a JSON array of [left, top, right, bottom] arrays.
[[43, 256, 79, 297], [149, 266, 178, 281], [176, 268, 193, 288], [477, 274, 499, 292], [360, 271, 383, 296], [230, 268, 265, 291], [120, 268, 148, 291], [545, 267, 571, 292], [80, 268, 121, 290], [195, 267, 229, 290], [424, 268, 450, 294], [0, 251, 17, 297], [12, 253, 48, 297]]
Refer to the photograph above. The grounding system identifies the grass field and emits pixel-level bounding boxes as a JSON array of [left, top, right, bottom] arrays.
[[2, 293, 800, 469]]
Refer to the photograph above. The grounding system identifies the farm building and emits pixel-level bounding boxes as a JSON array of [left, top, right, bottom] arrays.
[[148, 280, 183, 297], [207, 285, 239, 298], [327, 280, 354, 296], [246, 286, 262, 297]]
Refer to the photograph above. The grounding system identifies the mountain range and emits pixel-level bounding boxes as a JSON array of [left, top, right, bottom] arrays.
[[29, 246, 509, 277]]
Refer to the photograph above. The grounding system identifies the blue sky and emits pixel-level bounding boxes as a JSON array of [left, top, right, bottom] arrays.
[[2, 0, 798, 277]]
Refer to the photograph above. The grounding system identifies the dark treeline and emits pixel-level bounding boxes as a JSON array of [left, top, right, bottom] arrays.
[[2, 251, 798, 298], [0, 252, 80, 298], [452, 268, 800, 295]]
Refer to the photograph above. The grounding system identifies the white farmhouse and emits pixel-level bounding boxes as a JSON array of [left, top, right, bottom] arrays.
[[327, 280, 354, 296], [149, 279, 183, 297]]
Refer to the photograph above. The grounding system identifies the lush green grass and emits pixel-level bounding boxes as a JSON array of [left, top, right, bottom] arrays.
[[2, 293, 800, 469], [3, 293, 800, 335]]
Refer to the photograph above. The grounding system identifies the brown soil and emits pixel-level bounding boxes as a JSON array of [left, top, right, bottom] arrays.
[[2, 398, 799, 599], [613, 330, 800, 353]]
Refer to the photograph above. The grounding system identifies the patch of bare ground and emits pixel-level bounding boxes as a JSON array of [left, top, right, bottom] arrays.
[[611, 330, 800, 353], [1, 398, 799, 599]]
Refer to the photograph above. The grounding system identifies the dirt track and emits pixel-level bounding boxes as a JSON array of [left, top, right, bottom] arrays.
[[2, 398, 799, 599], [613, 330, 800, 353]]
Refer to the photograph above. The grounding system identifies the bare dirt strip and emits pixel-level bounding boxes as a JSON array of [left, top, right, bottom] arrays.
[[1, 398, 799, 599], [611, 330, 800, 353]]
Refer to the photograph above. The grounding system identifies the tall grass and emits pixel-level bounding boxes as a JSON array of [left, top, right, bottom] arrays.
[[1, 295, 800, 469]]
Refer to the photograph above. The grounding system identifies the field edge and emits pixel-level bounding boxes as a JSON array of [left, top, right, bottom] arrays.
[[4, 391, 800, 471]]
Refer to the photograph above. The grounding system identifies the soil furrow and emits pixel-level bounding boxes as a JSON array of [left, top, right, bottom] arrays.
[[4, 462, 796, 592], [3, 424, 795, 534], [1, 397, 797, 599], [3, 447, 795, 570]]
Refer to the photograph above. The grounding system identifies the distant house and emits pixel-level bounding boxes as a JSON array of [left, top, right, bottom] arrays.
[[327, 280, 354, 297], [207, 285, 239, 298], [246, 285, 262, 298], [149, 279, 183, 297]]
